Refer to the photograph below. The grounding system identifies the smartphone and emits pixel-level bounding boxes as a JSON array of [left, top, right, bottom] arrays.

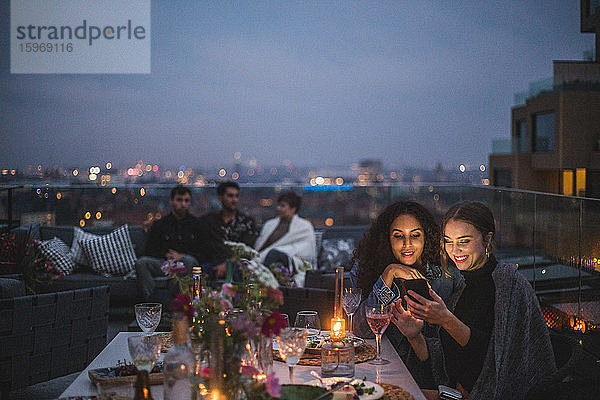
[[400, 278, 433, 302], [438, 385, 463, 399]]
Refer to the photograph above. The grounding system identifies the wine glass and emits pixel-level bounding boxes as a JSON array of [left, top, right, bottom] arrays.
[[343, 288, 361, 335], [294, 310, 321, 336], [135, 303, 162, 335], [127, 334, 162, 398], [276, 327, 308, 384], [365, 304, 392, 365]]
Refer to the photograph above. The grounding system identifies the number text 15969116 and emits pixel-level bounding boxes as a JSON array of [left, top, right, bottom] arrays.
[[19, 43, 73, 53]]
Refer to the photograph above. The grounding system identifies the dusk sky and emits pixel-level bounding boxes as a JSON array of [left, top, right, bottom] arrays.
[[0, 1, 594, 171]]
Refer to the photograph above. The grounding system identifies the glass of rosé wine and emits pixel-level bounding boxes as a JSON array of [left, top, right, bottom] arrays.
[[365, 303, 392, 365]]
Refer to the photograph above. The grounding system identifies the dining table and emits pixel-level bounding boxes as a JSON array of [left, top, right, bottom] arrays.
[[59, 331, 426, 400]]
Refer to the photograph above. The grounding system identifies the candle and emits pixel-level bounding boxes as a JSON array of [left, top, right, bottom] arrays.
[[330, 316, 346, 341]]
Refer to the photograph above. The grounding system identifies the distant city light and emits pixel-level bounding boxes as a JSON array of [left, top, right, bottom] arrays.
[[232, 172, 240, 180], [428, 186, 434, 192], [249, 159, 257, 168], [111, 188, 117, 194], [433, 194, 440, 201], [459, 164, 466, 173], [165, 171, 172, 178], [37, 165, 42, 171], [56, 192, 62, 200], [152, 165, 159, 172], [325, 217, 334, 227], [36, 188, 41, 195], [218, 169, 226, 177], [479, 164, 486, 172], [95, 212, 102, 220], [10, 170, 15, 175], [234, 152, 241, 161], [482, 178, 490, 185], [140, 188, 146, 196], [335, 177, 344, 185], [179, 165, 186, 171], [315, 176, 325, 185], [1, 170, 8, 175], [248, 169, 255, 176], [260, 199, 273, 207], [84, 212, 91, 220], [177, 171, 184, 179], [44, 193, 48, 198], [90, 166, 100, 174], [270, 168, 278, 175], [390, 171, 398, 179], [89, 173, 97, 181], [73, 169, 79, 176], [145, 165, 152, 172], [106, 162, 112, 170], [79, 219, 85, 227]]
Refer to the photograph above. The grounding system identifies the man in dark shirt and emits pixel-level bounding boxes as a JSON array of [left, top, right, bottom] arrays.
[[135, 186, 210, 301], [201, 181, 259, 278]]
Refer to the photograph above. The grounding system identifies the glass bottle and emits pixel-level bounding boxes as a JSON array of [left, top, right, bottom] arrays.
[[192, 266, 203, 325], [163, 318, 194, 400]]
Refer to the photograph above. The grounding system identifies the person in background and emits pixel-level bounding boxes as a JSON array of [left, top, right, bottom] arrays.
[[393, 201, 556, 400], [254, 191, 316, 287], [135, 186, 211, 301], [201, 181, 259, 279], [349, 201, 461, 365]]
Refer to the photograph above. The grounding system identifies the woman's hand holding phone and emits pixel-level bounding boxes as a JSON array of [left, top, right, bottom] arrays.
[[404, 286, 452, 327]]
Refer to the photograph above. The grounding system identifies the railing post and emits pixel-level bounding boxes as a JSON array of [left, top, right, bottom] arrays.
[[7, 187, 13, 230]]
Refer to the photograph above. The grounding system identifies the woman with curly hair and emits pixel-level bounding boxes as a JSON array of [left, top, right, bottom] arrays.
[[350, 201, 461, 354]]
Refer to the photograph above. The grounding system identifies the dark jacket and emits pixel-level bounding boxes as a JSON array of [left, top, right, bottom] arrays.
[[144, 212, 214, 263]]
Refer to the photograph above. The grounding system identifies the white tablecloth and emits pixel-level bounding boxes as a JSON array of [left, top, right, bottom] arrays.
[[60, 332, 425, 400]]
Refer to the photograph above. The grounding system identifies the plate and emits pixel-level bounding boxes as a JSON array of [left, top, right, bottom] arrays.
[[273, 336, 365, 353], [305, 378, 385, 400], [88, 362, 163, 386]]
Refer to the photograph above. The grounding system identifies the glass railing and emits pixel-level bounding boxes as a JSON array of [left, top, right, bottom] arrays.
[[2, 183, 600, 340]]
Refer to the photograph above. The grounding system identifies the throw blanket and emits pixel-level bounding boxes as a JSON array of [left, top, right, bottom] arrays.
[[254, 214, 316, 287], [424, 263, 556, 399]]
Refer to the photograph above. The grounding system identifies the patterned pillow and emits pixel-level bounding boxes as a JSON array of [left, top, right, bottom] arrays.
[[39, 237, 77, 275], [71, 227, 99, 266], [80, 225, 137, 276], [318, 238, 355, 271]]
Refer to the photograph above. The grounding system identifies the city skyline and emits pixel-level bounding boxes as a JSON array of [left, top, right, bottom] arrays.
[[1, 1, 594, 169]]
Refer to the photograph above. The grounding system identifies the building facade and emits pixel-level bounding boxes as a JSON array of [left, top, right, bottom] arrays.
[[489, 1, 600, 197]]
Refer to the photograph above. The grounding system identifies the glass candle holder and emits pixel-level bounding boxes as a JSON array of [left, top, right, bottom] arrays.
[[330, 317, 346, 341], [321, 341, 354, 378]]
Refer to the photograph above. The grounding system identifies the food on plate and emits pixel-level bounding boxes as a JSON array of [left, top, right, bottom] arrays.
[[332, 385, 359, 400]]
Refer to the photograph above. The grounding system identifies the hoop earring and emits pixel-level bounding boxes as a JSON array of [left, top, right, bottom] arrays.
[[485, 246, 489, 259]]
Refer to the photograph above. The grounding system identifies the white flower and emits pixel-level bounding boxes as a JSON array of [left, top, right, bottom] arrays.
[[224, 240, 260, 260], [244, 259, 279, 289]]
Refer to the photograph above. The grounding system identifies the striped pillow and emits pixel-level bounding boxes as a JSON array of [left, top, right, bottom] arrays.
[[80, 225, 137, 276], [39, 237, 76, 275], [71, 227, 99, 266]]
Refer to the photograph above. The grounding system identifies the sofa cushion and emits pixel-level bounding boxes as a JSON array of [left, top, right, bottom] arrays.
[[71, 227, 99, 266], [318, 238, 355, 271], [0, 278, 26, 299], [39, 237, 77, 275], [80, 225, 137, 276]]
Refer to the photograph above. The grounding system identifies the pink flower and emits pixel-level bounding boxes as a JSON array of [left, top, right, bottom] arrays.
[[266, 288, 284, 305], [170, 266, 187, 274], [201, 367, 214, 379], [240, 365, 260, 377], [222, 282, 236, 297], [171, 293, 194, 321], [265, 372, 281, 398], [261, 311, 287, 337], [220, 298, 233, 311], [231, 314, 259, 338]]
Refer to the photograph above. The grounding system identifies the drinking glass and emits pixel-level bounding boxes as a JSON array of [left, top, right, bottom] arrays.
[[342, 288, 361, 335], [294, 310, 321, 336], [365, 304, 392, 365], [276, 327, 308, 384], [135, 303, 162, 335], [127, 334, 162, 398]]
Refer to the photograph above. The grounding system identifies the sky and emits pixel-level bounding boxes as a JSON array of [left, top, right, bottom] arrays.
[[0, 0, 595, 171]]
